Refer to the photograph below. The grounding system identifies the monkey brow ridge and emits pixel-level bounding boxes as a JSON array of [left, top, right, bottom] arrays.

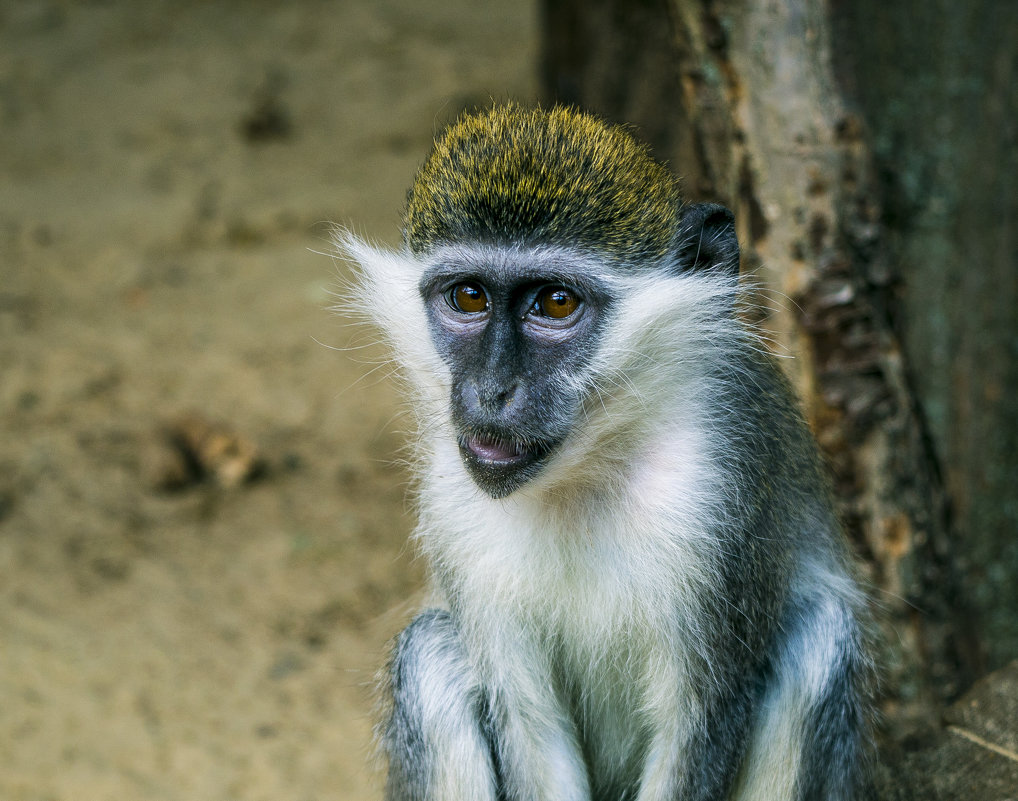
[[403, 103, 682, 266]]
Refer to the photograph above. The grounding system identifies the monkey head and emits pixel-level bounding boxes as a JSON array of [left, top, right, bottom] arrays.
[[380, 105, 741, 498]]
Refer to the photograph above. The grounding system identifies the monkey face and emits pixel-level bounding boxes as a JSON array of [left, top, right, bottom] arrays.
[[419, 245, 612, 498]]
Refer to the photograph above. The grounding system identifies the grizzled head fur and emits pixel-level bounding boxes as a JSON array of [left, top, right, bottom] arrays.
[[403, 104, 682, 266]]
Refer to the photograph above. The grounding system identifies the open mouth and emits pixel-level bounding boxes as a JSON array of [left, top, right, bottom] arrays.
[[462, 433, 533, 464], [458, 432, 557, 498]]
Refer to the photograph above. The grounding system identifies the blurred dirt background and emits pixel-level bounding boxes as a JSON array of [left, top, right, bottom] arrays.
[[0, 2, 535, 799]]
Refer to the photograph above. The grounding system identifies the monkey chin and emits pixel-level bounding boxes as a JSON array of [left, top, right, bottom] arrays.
[[458, 432, 557, 499]]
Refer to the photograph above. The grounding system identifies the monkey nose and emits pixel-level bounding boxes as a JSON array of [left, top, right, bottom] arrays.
[[462, 379, 519, 415]]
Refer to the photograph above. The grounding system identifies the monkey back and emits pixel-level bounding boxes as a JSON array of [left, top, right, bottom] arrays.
[[403, 105, 682, 265]]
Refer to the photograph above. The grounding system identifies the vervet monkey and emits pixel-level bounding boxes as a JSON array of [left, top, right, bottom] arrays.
[[339, 104, 871, 801]]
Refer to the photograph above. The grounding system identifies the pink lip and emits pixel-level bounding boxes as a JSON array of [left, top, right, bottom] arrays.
[[466, 435, 528, 463]]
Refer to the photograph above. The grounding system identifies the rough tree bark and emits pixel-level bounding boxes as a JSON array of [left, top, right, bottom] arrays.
[[830, 0, 1018, 677], [541, 0, 1017, 741]]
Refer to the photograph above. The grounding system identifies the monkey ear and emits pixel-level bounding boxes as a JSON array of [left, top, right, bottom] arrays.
[[673, 203, 740, 276]]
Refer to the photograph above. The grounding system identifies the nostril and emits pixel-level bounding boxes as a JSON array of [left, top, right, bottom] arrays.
[[496, 383, 518, 409]]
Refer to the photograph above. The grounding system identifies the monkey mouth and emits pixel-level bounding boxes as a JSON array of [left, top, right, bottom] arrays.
[[463, 433, 534, 464], [458, 432, 557, 497]]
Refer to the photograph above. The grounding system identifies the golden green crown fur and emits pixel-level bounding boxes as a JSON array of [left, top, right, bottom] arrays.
[[403, 105, 682, 264]]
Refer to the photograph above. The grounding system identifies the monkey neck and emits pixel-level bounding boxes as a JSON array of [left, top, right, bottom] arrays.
[[417, 418, 725, 630]]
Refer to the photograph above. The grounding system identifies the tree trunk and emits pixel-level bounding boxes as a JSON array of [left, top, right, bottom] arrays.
[[541, 0, 1017, 739]]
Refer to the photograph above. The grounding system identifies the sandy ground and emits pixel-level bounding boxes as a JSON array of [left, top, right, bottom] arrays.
[[0, 2, 535, 798]]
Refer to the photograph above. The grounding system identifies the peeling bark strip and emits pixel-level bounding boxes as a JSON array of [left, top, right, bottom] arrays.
[[541, 0, 976, 735]]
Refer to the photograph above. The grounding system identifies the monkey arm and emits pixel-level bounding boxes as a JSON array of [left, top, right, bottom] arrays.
[[467, 618, 593, 801], [733, 577, 871, 801], [382, 610, 498, 801], [383, 608, 592, 801], [633, 638, 760, 801]]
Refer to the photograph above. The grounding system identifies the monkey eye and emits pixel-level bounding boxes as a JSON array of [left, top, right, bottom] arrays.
[[447, 283, 488, 314], [531, 286, 580, 320]]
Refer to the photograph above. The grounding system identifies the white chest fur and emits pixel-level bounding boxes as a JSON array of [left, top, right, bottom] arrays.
[[417, 430, 721, 792]]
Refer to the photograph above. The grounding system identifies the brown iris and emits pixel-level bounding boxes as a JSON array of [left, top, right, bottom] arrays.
[[535, 286, 580, 319], [449, 283, 488, 313]]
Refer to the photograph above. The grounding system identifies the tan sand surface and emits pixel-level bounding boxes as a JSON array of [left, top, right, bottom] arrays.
[[0, 2, 534, 798]]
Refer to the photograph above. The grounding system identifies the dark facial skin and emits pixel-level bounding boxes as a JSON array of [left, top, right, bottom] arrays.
[[419, 247, 611, 498]]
